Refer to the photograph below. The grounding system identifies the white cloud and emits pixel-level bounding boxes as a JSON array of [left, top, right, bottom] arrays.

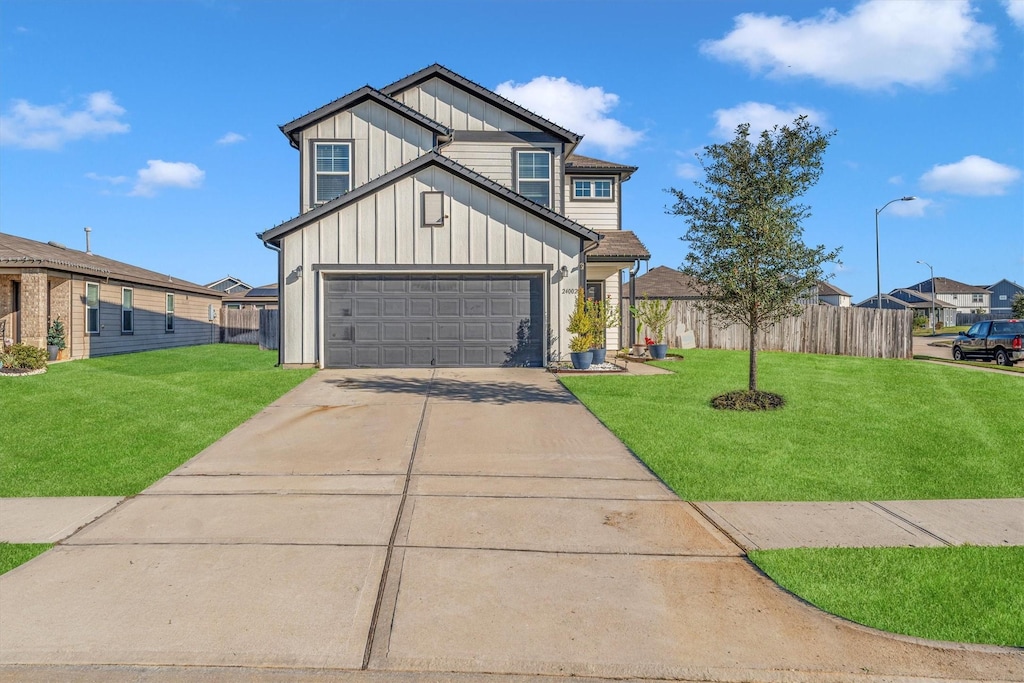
[[0, 91, 129, 150], [130, 160, 205, 197], [85, 172, 129, 185], [920, 156, 1021, 195], [217, 131, 246, 145], [495, 76, 642, 156], [1005, 0, 1024, 28], [711, 102, 826, 141], [888, 175, 904, 185], [886, 197, 932, 217], [701, 0, 996, 90], [675, 163, 702, 180]]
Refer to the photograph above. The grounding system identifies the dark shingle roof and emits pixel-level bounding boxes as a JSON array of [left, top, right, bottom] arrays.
[[910, 277, 990, 295], [381, 64, 581, 144], [565, 154, 638, 180], [816, 281, 850, 297], [632, 266, 703, 298], [0, 232, 220, 297], [260, 151, 599, 244], [587, 231, 649, 261]]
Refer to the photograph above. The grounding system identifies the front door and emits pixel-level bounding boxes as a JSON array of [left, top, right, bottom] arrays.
[[11, 280, 20, 343]]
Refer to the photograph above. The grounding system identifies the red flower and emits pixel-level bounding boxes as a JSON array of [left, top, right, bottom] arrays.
[[645, 336, 655, 346]]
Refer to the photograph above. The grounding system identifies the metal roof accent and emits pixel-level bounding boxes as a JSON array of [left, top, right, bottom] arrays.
[[259, 151, 600, 244], [279, 86, 450, 148], [380, 64, 581, 145], [0, 232, 220, 297], [586, 231, 650, 261]]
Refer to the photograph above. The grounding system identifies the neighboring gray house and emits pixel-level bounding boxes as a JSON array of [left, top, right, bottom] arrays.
[[888, 288, 957, 327], [855, 293, 919, 310], [985, 278, 1023, 317], [259, 65, 649, 368], [208, 276, 279, 309], [908, 276, 990, 315], [206, 275, 252, 295]]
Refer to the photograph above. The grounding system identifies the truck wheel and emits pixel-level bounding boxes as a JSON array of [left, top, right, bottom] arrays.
[[994, 349, 1010, 366], [953, 346, 965, 361]]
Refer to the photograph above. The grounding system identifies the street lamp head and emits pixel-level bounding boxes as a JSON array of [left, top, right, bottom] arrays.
[[901, 196, 917, 201]]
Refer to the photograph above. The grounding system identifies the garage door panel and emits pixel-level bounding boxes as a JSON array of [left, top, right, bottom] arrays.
[[324, 274, 543, 368]]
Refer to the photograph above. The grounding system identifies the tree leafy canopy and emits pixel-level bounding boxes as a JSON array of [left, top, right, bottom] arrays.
[[667, 116, 842, 392]]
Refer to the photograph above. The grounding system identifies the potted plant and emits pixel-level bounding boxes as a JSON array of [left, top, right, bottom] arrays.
[[567, 290, 595, 369], [634, 298, 671, 360], [46, 317, 66, 361], [590, 296, 620, 365], [628, 305, 646, 357]]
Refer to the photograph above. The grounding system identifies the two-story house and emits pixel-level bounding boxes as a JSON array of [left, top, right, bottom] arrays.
[[909, 277, 991, 316], [259, 65, 648, 368]]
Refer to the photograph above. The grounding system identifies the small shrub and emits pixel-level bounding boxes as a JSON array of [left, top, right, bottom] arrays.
[[3, 344, 48, 370], [47, 317, 67, 350], [711, 390, 785, 411], [935, 320, 944, 331], [913, 315, 928, 329]]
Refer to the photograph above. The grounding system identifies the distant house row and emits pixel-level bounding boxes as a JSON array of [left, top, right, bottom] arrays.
[[629, 266, 1021, 327], [855, 277, 1022, 325], [205, 276, 279, 310]]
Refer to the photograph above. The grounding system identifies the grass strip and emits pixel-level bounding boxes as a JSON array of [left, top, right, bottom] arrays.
[[561, 349, 1024, 501], [749, 546, 1024, 647], [0, 345, 315, 497], [0, 543, 52, 575]]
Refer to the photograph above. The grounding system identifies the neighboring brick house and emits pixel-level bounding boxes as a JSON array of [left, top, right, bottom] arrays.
[[1, 232, 221, 359], [259, 64, 650, 368]]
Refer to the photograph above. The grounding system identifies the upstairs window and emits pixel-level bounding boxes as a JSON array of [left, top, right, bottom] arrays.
[[516, 150, 552, 207], [315, 142, 351, 204], [121, 287, 134, 334], [85, 282, 100, 334], [573, 178, 613, 200]]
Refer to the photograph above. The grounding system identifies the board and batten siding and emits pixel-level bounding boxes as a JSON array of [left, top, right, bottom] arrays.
[[66, 277, 219, 359], [281, 166, 583, 365], [391, 77, 542, 133], [442, 142, 564, 215], [298, 99, 436, 214]]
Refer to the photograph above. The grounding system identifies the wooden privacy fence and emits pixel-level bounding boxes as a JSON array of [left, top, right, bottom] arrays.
[[220, 307, 279, 351], [623, 299, 913, 359]]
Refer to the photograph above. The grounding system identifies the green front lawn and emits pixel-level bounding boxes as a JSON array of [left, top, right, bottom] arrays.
[[750, 546, 1024, 647], [0, 345, 315, 497], [561, 349, 1023, 501]]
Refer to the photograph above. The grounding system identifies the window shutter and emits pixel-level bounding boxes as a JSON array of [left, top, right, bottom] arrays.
[[422, 191, 445, 226]]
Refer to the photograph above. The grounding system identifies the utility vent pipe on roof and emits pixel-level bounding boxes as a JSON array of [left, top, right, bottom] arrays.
[[84, 226, 93, 255]]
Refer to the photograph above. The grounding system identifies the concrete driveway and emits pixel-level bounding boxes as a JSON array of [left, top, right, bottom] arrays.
[[1, 369, 1021, 682]]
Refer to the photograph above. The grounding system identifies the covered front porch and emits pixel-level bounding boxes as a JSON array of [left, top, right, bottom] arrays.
[[0, 270, 73, 350], [585, 230, 650, 351]]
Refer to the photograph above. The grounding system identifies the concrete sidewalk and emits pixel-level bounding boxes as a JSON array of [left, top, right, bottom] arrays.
[[2, 369, 1021, 682]]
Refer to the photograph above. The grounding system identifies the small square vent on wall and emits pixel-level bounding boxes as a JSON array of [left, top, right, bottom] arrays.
[[422, 191, 445, 227]]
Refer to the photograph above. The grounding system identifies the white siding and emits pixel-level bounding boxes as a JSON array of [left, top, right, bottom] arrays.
[[298, 100, 435, 214], [393, 77, 542, 133], [281, 166, 584, 365], [563, 177, 620, 231], [442, 142, 564, 214]]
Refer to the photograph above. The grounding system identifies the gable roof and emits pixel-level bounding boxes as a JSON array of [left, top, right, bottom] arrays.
[[381, 64, 581, 145], [587, 231, 649, 261], [0, 232, 219, 297], [986, 278, 1024, 292], [816, 281, 851, 297], [260, 151, 600, 244], [890, 289, 956, 307], [206, 275, 252, 293], [565, 154, 638, 181], [279, 86, 450, 148], [632, 266, 703, 298], [910, 276, 990, 295]]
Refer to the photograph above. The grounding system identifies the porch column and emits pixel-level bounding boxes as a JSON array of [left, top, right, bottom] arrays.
[[20, 270, 49, 349]]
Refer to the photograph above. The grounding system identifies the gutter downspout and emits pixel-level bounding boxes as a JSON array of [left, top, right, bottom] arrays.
[[259, 234, 284, 367]]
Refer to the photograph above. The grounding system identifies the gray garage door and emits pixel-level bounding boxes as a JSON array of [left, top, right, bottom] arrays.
[[323, 274, 543, 368]]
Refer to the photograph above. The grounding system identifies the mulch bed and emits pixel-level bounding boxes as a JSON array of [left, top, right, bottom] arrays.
[[0, 367, 47, 377]]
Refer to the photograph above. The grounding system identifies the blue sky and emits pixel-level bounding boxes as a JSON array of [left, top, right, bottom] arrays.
[[2, 0, 1022, 302]]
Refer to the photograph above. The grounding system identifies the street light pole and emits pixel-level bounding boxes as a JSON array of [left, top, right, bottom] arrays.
[[916, 259, 935, 334], [875, 196, 917, 309]]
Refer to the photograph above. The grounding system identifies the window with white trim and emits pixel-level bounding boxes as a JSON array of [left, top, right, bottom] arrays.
[[315, 142, 351, 204], [165, 293, 175, 332], [573, 178, 613, 200], [121, 287, 134, 334], [515, 150, 552, 207], [85, 282, 100, 334]]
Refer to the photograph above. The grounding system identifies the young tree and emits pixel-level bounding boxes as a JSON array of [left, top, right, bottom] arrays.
[[667, 116, 841, 398], [1012, 292, 1024, 319]]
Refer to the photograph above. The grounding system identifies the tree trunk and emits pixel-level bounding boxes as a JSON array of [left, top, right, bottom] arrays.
[[748, 324, 758, 392]]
